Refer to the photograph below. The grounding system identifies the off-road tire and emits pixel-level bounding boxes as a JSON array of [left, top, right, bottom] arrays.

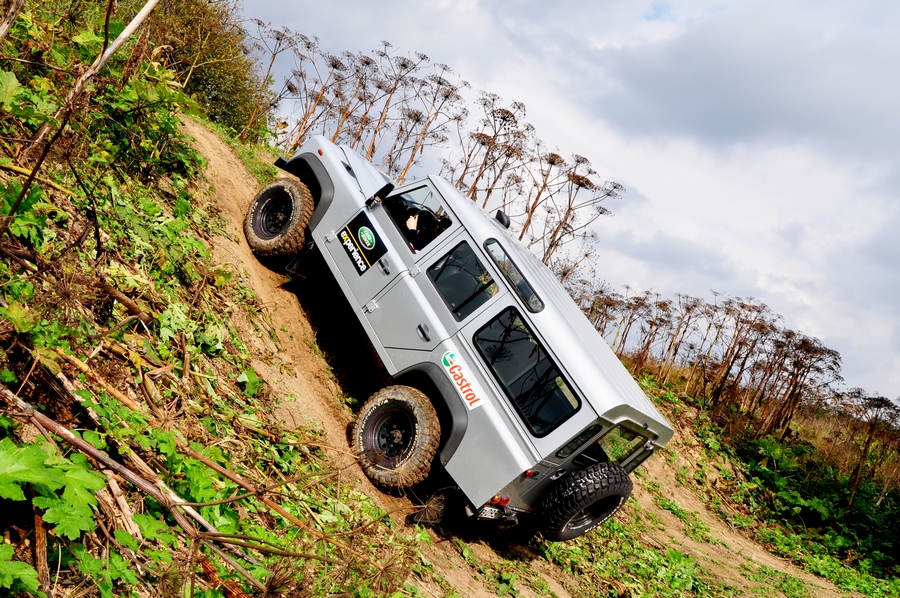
[[540, 462, 632, 541], [352, 386, 440, 488], [244, 178, 314, 256]]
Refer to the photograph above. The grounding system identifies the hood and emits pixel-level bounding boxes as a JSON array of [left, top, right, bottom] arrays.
[[340, 146, 393, 200]]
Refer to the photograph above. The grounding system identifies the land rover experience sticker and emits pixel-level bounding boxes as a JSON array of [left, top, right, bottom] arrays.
[[339, 212, 387, 275], [441, 351, 485, 410]]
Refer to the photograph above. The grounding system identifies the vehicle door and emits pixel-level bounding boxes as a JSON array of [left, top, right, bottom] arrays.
[[326, 180, 465, 373]]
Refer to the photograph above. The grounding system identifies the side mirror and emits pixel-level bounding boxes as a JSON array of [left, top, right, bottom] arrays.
[[366, 183, 395, 207], [495, 210, 511, 229]]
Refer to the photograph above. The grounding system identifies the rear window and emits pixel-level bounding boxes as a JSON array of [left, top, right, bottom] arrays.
[[473, 307, 579, 436], [572, 426, 649, 470]]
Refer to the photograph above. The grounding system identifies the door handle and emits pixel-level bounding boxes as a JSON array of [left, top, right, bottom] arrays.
[[378, 257, 391, 275], [416, 324, 431, 342]]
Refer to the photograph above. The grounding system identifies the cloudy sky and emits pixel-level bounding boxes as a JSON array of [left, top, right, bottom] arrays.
[[249, 0, 899, 398]]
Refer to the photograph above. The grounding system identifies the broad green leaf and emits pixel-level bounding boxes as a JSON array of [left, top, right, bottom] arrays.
[[133, 512, 177, 546], [0, 71, 22, 111], [72, 29, 103, 46], [82, 430, 107, 450], [113, 529, 139, 551], [0, 301, 37, 334], [236, 368, 261, 397], [0, 544, 40, 593], [58, 455, 105, 507], [0, 439, 61, 500], [36, 498, 95, 539]]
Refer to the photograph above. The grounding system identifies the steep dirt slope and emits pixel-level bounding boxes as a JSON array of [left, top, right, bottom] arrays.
[[181, 118, 849, 598], [181, 118, 516, 598]]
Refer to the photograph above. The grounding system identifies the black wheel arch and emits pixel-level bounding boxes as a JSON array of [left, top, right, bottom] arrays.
[[276, 153, 334, 229], [393, 362, 468, 467]]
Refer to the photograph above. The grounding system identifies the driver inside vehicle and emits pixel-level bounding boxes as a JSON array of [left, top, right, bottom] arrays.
[[404, 208, 440, 252]]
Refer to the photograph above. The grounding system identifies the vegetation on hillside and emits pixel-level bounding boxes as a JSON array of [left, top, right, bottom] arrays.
[[564, 284, 900, 577], [0, 2, 423, 596], [1, 1, 897, 597]]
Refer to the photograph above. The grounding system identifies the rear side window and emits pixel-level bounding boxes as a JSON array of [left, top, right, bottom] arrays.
[[484, 239, 543, 312], [473, 307, 579, 436], [428, 242, 498, 320]]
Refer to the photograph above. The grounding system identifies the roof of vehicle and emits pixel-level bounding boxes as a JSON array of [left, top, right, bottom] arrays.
[[426, 176, 674, 447]]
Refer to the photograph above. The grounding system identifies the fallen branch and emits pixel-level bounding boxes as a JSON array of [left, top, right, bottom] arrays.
[[0, 0, 25, 44], [0, 384, 269, 590]]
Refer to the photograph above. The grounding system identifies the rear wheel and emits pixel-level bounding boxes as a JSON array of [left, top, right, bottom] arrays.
[[540, 462, 632, 541], [244, 178, 313, 256], [352, 386, 440, 488]]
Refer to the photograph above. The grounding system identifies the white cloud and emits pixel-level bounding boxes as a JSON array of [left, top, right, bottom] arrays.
[[248, 0, 900, 397]]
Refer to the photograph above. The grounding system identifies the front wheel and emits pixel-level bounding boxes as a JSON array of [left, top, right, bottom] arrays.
[[539, 462, 632, 541], [351, 386, 440, 488], [244, 178, 313, 256]]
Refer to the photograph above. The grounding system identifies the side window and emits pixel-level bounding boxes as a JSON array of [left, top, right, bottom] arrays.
[[484, 239, 543, 312], [572, 426, 649, 471], [383, 185, 453, 253], [473, 307, 580, 437], [427, 242, 498, 320]]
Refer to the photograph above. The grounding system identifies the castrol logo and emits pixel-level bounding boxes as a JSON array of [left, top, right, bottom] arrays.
[[441, 351, 484, 410]]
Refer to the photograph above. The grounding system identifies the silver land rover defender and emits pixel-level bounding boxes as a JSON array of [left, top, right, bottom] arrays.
[[244, 136, 674, 541]]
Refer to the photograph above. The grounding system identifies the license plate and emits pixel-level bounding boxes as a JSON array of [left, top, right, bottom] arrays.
[[478, 506, 503, 520]]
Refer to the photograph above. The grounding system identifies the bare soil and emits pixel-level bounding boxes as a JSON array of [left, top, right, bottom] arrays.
[[181, 118, 851, 598]]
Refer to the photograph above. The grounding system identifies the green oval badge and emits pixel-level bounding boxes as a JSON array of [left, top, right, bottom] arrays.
[[358, 226, 376, 250]]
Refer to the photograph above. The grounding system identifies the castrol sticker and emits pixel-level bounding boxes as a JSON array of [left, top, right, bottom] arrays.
[[441, 351, 485, 410]]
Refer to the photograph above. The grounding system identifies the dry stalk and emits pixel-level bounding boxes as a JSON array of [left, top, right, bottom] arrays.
[[103, 470, 143, 539], [32, 503, 51, 594], [0, 162, 75, 195], [0, 0, 26, 44], [54, 346, 145, 411]]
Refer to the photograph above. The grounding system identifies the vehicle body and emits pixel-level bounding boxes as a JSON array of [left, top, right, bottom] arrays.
[[244, 136, 674, 540]]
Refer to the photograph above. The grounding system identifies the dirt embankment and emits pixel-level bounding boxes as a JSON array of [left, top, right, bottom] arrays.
[[182, 118, 850, 598]]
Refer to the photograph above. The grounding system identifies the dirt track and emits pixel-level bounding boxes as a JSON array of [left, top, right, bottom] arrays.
[[181, 118, 850, 598]]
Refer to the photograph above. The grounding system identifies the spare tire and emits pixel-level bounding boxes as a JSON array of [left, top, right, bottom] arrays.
[[352, 386, 440, 488], [540, 462, 632, 541], [244, 178, 313, 256]]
